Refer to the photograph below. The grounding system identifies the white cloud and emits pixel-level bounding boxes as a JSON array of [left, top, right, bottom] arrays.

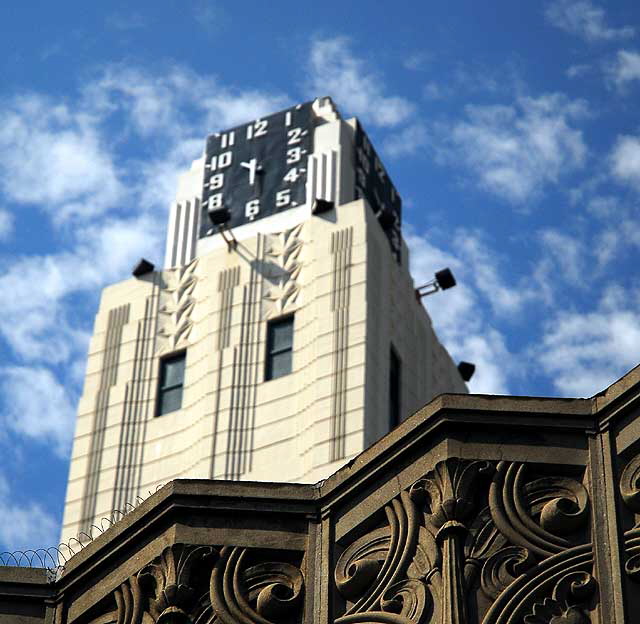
[[307, 36, 414, 127], [0, 366, 75, 457], [607, 50, 640, 89], [0, 209, 13, 240], [538, 229, 585, 286], [537, 286, 640, 396], [383, 123, 427, 158], [0, 95, 123, 222], [437, 94, 588, 203], [610, 134, 640, 190], [0, 476, 58, 551], [406, 227, 514, 394], [545, 0, 635, 42], [566, 63, 592, 78]]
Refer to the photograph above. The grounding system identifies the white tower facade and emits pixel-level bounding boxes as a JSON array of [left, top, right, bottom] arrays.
[[61, 97, 467, 541]]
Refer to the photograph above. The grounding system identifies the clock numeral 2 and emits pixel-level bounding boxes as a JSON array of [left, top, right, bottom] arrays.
[[245, 199, 260, 220]]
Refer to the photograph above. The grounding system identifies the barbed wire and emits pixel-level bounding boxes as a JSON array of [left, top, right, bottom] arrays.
[[0, 485, 164, 581]]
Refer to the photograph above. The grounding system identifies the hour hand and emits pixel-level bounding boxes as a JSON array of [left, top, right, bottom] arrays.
[[240, 158, 260, 185]]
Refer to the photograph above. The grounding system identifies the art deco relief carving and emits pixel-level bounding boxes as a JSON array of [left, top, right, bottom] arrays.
[[334, 458, 594, 624], [262, 223, 304, 318], [156, 258, 199, 355], [88, 544, 304, 624]]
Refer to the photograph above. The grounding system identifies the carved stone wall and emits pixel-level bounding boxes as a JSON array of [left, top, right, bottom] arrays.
[[5, 367, 640, 623]]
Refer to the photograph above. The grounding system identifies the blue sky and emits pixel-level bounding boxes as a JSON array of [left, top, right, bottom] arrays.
[[1, 0, 640, 552]]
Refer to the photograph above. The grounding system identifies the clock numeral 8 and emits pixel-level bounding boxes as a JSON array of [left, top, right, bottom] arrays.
[[245, 199, 260, 221], [208, 193, 223, 211]]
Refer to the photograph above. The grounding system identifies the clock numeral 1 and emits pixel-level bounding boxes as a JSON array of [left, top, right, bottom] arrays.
[[276, 189, 291, 207], [208, 173, 224, 190], [285, 111, 292, 127], [220, 131, 235, 149], [247, 119, 268, 140], [209, 151, 232, 171], [245, 199, 260, 221], [208, 193, 223, 211]]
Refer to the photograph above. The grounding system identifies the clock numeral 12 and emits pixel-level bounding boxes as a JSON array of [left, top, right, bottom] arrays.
[[247, 119, 268, 140], [245, 199, 260, 220]]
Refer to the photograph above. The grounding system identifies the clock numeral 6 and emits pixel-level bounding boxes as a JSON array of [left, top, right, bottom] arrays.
[[287, 147, 304, 164], [209, 173, 224, 190], [210, 151, 232, 171], [276, 189, 291, 207], [208, 193, 223, 211], [245, 199, 260, 221]]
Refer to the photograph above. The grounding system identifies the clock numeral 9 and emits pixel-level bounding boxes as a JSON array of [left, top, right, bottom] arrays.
[[247, 119, 268, 140], [210, 151, 232, 171], [276, 189, 291, 207], [208, 193, 223, 211], [287, 147, 304, 164], [208, 173, 224, 190], [245, 199, 260, 221]]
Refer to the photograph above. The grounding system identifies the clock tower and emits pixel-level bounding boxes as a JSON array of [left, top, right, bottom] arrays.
[[61, 97, 467, 542]]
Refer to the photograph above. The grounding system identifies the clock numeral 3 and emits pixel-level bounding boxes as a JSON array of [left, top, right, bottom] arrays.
[[287, 147, 304, 164]]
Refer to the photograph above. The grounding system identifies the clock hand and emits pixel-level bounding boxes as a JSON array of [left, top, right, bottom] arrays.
[[240, 158, 260, 186]]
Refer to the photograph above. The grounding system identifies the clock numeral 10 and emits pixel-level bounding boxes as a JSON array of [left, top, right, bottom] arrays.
[[247, 119, 268, 140], [209, 151, 232, 171], [245, 199, 260, 220]]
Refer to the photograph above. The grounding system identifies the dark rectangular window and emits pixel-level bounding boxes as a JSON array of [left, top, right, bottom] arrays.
[[157, 351, 186, 416], [389, 346, 401, 430], [265, 315, 294, 381]]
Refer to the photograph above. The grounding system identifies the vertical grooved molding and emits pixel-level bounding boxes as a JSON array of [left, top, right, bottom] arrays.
[[225, 238, 263, 480], [330, 227, 353, 462], [112, 277, 160, 513], [210, 267, 240, 479], [164, 198, 200, 268], [80, 304, 130, 532]]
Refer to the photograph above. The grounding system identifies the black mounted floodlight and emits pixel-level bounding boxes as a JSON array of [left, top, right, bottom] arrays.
[[207, 207, 237, 251], [415, 267, 457, 299], [458, 361, 476, 382], [312, 198, 334, 215], [132, 258, 155, 277]]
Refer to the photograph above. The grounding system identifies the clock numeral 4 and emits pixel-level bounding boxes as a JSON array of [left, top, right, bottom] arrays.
[[208, 173, 224, 190], [208, 193, 223, 211], [209, 151, 232, 171], [287, 147, 305, 164], [247, 119, 268, 140], [276, 189, 291, 208], [283, 167, 303, 184], [245, 199, 260, 221]]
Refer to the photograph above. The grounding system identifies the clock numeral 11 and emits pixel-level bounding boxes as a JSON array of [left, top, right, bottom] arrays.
[[219, 131, 235, 149]]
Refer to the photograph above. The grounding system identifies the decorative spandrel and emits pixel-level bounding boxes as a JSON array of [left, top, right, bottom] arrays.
[[333, 458, 595, 624], [87, 544, 305, 624]]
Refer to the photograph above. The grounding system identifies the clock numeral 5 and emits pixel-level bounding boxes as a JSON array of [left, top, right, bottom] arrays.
[[245, 199, 260, 220], [247, 119, 268, 140], [209, 151, 232, 171], [276, 189, 291, 207]]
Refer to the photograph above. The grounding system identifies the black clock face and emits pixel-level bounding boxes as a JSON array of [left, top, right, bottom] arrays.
[[354, 121, 402, 261], [200, 101, 315, 236]]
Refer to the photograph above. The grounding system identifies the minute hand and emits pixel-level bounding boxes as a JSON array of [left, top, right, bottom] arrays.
[[240, 158, 260, 186]]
